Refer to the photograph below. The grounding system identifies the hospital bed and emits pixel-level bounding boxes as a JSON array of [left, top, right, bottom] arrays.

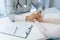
[[0, 7, 60, 40]]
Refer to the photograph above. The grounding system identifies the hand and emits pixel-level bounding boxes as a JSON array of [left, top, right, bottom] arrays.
[[25, 10, 43, 22]]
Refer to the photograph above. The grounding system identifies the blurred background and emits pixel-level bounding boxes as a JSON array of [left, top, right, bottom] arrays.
[[0, 0, 60, 18]]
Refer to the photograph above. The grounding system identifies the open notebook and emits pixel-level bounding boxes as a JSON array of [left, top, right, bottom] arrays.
[[0, 21, 33, 39]]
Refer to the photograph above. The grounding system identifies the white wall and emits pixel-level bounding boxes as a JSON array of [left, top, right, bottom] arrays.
[[0, 0, 6, 17], [54, 0, 60, 10]]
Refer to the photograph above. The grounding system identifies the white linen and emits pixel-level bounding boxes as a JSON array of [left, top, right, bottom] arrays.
[[0, 17, 45, 40], [41, 22, 60, 38], [0, 7, 60, 40]]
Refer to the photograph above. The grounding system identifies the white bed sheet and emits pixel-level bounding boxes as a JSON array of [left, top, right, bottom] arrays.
[[0, 17, 45, 40], [0, 7, 60, 40]]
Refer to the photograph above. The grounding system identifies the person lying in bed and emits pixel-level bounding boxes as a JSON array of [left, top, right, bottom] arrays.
[[25, 10, 60, 24]]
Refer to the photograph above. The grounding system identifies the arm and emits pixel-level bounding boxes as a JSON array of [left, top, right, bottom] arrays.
[[43, 13, 60, 24], [7, 0, 15, 22], [43, 19, 60, 24], [7, 0, 15, 14], [25, 11, 60, 24]]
